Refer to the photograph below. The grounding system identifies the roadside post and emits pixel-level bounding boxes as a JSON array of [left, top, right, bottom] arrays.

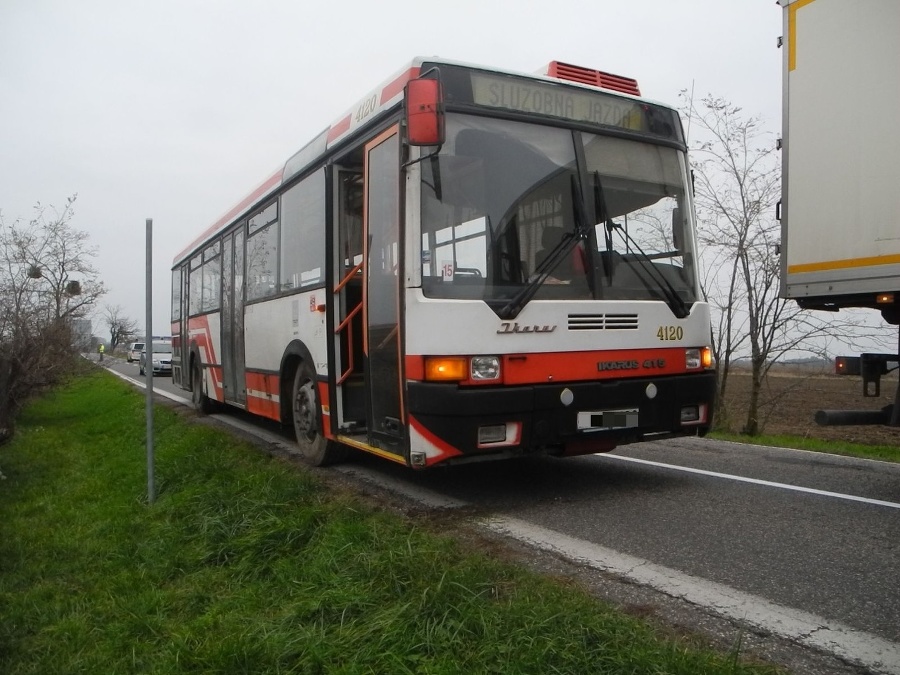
[[145, 218, 155, 504]]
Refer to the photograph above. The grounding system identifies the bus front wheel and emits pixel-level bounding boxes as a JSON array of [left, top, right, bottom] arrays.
[[292, 362, 345, 466]]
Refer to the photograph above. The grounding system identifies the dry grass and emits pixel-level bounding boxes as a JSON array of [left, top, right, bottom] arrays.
[[719, 362, 900, 448]]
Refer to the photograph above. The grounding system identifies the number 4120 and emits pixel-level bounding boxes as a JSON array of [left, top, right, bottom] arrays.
[[657, 325, 683, 341]]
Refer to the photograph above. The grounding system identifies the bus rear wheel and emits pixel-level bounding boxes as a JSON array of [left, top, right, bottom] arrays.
[[292, 362, 346, 466], [191, 361, 214, 415]]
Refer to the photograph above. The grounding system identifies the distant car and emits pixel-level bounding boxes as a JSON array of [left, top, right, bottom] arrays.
[[139, 341, 173, 376], [127, 342, 145, 363]]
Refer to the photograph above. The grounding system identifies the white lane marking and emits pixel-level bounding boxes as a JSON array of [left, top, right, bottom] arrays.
[[603, 453, 900, 510], [483, 515, 900, 675]]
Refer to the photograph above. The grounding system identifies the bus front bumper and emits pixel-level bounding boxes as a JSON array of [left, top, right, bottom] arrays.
[[406, 372, 717, 461]]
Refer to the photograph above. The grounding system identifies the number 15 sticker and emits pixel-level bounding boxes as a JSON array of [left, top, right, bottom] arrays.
[[441, 261, 454, 281]]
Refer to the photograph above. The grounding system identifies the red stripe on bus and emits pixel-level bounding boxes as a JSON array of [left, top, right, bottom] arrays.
[[187, 315, 224, 397], [245, 371, 279, 394], [245, 371, 281, 421], [409, 414, 464, 466], [317, 381, 335, 440], [405, 355, 425, 380], [327, 115, 352, 144], [502, 348, 688, 385], [247, 397, 280, 421], [379, 67, 420, 104], [187, 316, 218, 364], [209, 365, 224, 402], [406, 348, 691, 386]]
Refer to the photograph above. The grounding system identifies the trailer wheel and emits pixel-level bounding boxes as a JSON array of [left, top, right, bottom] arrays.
[[191, 360, 214, 415], [292, 361, 346, 466]]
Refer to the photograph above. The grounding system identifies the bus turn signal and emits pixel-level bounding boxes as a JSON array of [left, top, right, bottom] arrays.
[[424, 356, 467, 381]]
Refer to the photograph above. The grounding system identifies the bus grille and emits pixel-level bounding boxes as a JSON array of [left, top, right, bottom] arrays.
[[568, 313, 639, 330]]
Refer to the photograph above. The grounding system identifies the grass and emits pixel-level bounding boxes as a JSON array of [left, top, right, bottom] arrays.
[[0, 369, 782, 674], [709, 431, 900, 464]]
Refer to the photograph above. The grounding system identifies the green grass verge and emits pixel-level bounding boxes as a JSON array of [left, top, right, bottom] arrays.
[[0, 370, 781, 674], [709, 431, 900, 464]]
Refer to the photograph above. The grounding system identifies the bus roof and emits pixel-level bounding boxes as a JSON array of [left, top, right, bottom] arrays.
[[172, 56, 661, 267]]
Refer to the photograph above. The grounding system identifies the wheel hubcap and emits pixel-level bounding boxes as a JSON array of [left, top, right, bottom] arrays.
[[295, 380, 316, 438]]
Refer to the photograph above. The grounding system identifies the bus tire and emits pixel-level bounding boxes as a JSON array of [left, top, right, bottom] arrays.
[[191, 360, 214, 415], [292, 362, 345, 466]]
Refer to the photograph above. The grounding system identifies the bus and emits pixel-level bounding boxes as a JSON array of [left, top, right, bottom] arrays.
[[170, 57, 716, 469]]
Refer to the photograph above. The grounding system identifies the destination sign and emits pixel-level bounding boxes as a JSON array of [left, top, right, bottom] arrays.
[[471, 73, 650, 134]]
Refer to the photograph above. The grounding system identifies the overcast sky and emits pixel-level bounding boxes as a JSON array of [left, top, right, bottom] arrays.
[[0, 0, 783, 337]]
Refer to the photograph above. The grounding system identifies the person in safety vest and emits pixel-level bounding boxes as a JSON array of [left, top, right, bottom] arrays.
[[98, 344, 105, 362]]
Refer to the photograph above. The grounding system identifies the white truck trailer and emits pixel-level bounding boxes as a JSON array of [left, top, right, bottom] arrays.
[[779, 0, 900, 425]]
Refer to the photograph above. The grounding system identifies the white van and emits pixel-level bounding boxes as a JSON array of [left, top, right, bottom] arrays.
[[127, 342, 145, 363]]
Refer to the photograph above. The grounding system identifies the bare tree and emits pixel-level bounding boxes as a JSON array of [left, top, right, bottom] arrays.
[[0, 196, 106, 444], [682, 94, 878, 435], [102, 304, 139, 352]]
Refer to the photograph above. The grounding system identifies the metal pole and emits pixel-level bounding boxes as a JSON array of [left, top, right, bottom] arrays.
[[145, 218, 155, 504], [891, 325, 900, 427]]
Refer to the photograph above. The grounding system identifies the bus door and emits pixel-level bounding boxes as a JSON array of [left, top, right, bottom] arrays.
[[363, 128, 405, 455], [221, 228, 247, 405], [332, 168, 366, 432], [173, 267, 189, 388]]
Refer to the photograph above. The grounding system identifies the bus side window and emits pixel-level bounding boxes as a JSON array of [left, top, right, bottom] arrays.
[[189, 253, 202, 315], [339, 171, 364, 273], [201, 242, 221, 311], [171, 268, 182, 322], [246, 201, 279, 301], [281, 170, 326, 291]]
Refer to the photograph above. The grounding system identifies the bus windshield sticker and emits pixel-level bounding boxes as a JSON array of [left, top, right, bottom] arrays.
[[441, 261, 455, 281]]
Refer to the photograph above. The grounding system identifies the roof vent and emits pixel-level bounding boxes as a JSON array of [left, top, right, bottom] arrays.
[[546, 61, 640, 96]]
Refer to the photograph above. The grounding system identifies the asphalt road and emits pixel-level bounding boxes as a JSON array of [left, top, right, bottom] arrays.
[[105, 357, 900, 674], [410, 438, 900, 636]]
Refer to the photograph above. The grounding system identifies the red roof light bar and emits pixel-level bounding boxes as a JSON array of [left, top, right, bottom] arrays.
[[546, 61, 640, 96]]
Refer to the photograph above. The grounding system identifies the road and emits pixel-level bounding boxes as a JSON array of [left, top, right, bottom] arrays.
[[106, 357, 900, 674]]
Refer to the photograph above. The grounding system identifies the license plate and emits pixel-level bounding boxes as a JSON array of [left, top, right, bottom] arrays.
[[577, 409, 639, 431]]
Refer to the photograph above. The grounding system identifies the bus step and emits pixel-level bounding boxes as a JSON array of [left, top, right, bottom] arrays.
[[338, 432, 369, 448], [339, 422, 367, 434], [342, 377, 366, 422]]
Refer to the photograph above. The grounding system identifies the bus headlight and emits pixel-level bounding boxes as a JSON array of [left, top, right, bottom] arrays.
[[471, 356, 501, 381], [424, 355, 501, 382], [686, 347, 713, 370]]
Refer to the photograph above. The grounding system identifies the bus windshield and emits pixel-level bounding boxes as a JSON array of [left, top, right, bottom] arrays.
[[419, 114, 698, 317]]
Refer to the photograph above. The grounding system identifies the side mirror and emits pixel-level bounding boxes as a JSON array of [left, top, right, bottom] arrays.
[[405, 78, 445, 146]]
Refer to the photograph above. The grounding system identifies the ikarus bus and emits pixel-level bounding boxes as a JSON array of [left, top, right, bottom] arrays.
[[170, 57, 716, 469]]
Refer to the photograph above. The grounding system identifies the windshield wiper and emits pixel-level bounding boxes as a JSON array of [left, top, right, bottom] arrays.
[[496, 175, 588, 320], [608, 221, 690, 318], [592, 171, 689, 319], [592, 172, 614, 283]]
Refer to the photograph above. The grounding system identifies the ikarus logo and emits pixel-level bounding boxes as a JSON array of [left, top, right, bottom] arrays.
[[597, 360, 640, 371], [497, 322, 557, 335]]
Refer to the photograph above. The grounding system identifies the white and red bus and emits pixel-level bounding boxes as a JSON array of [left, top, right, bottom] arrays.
[[171, 57, 716, 469]]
